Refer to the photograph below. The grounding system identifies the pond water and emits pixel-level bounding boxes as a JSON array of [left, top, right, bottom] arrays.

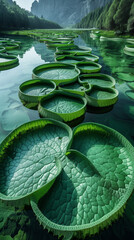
[[0, 32, 134, 239]]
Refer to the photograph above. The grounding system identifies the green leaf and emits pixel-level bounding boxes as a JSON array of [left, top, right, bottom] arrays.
[[127, 82, 134, 90], [31, 122, 134, 239], [79, 73, 115, 88], [38, 91, 87, 123], [76, 61, 102, 73], [0, 119, 72, 205], [32, 63, 80, 86], [19, 79, 56, 106], [1, 107, 30, 132], [85, 85, 118, 107]]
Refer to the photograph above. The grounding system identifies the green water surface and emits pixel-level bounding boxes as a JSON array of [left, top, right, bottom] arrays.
[[0, 32, 134, 240]]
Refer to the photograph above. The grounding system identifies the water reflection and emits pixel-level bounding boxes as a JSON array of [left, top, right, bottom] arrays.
[[76, 31, 134, 145]]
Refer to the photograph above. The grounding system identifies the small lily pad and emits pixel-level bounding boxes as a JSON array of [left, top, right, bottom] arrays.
[[38, 91, 87, 123], [79, 73, 115, 88], [32, 63, 80, 86], [85, 86, 118, 107], [76, 61, 102, 73]]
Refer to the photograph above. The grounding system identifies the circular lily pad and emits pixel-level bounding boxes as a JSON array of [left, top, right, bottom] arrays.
[[74, 53, 99, 62], [79, 73, 115, 88], [19, 79, 56, 105], [124, 49, 134, 57], [0, 119, 72, 204], [0, 53, 19, 69], [59, 81, 91, 96], [76, 61, 102, 74], [32, 63, 80, 86], [38, 91, 87, 122], [85, 86, 118, 107], [126, 90, 134, 100], [31, 122, 134, 239]]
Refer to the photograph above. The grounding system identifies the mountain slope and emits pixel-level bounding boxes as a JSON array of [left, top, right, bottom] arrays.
[[0, 0, 61, 30], [76, 0, 134, 34], [31, 0, 112, 27]]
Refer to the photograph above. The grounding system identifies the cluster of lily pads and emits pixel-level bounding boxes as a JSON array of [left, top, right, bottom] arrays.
[[0, 37, 20, 70], [19, 34, 119, 124], [0, 32, 134, 240], [124, 39, 134, 57]]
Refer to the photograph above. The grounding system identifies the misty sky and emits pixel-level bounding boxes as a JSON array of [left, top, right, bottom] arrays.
[[15, 0, 37, 11]]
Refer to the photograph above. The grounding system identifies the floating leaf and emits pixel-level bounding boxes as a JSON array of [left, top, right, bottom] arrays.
[[85, 86, 118, 107], [32, 63, 80, 86], [31, 122, 134, 239], [0, 119, 71, 204], [38, 91, 87, 123]]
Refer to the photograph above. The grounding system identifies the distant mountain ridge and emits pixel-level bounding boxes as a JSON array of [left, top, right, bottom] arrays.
[[0, 0, 61, 30], [31, 0, 112, 27]]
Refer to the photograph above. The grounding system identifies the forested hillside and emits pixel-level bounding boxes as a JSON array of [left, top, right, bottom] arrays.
[[0, 0, 61, 30], [76, 0, 134, 34]]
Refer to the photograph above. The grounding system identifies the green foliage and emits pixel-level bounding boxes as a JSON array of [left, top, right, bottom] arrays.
[[76, 0, 134, 34], [127, 2, 134, 33], [113, 0, 133, 32], [0, 0, 61, 30]]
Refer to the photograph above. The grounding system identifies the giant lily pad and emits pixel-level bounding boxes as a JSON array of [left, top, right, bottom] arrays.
[[79, 73, 115, 88], [38, 91, 87, 122], [117, 73, 134, 82], [76, 61, 102, 74], [0, 119, 72, 204], [56, 45, 92, 55], [124, 44, 134, 53], [85, 86, 118, 107], [19, 79, 56, 106], [31, 122, 134, 239], [55, 55, 86, 64], [0, 53, 19, 69], [32, 63, 80, 86]]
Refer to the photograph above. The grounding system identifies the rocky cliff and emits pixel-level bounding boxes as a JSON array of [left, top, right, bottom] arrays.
[[31, 0, 112, 27]]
